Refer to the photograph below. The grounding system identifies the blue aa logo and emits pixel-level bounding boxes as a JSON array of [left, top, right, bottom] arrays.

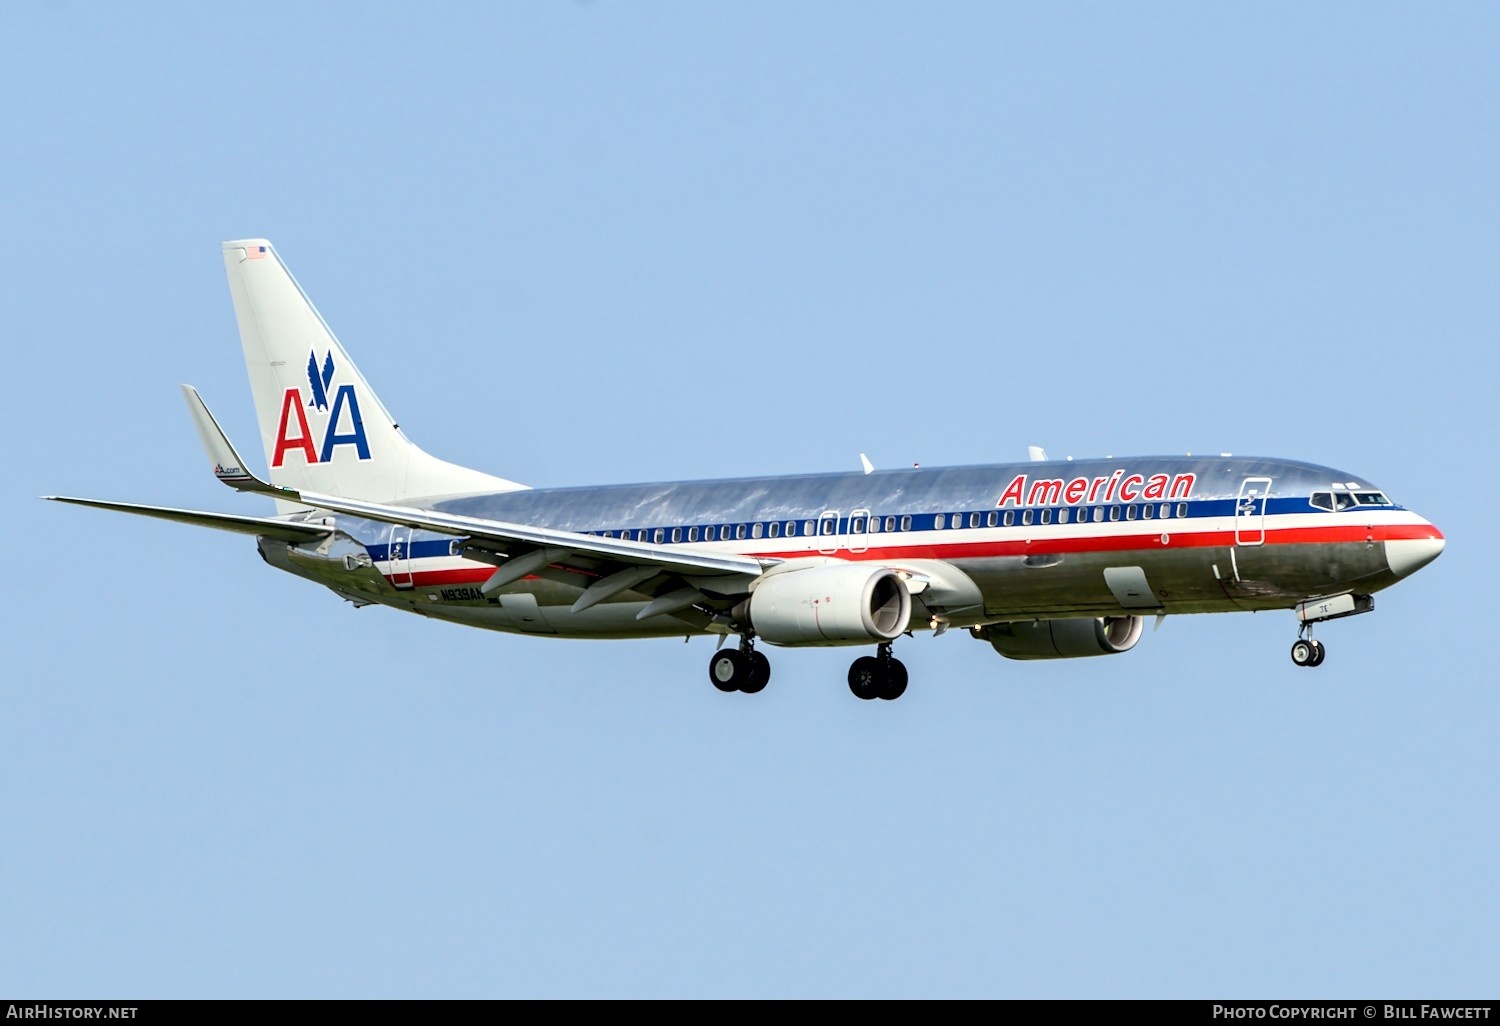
[[272, 349, 371, 467]]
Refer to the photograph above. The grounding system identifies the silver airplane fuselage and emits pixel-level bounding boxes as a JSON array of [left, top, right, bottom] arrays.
[[262, 454, 1443, 641]]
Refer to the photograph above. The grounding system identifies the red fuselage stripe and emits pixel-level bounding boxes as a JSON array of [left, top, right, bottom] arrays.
[[384, 522, 1438, 588]]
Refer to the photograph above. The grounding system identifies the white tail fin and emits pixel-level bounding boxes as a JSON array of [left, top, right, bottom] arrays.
[[221, 240, 525, 511]]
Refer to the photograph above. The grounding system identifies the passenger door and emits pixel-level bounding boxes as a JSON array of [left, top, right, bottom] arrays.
[[817, 510, 841, 555], [387, 524, 413, 587], [1235, 477, 1272, 546]]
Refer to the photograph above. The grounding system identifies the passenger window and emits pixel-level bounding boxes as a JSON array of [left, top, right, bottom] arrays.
[[969, 512, 980, 529], [688, 526, 698, 542], [987, 511, 998, 528], [786, 521, 798, 537], [1040, 509, 1051, 525], [1059, 509, 1070, 524], [751, 523, 763, 539], [1109, 507, 1120, 522], [804, 521, 816, 536], [900, 515, 911, 531], [951, 513, 962, 529], [821, 518, 836, 536], [735, 524, 747, 540], [884, 517, 895, 532], [653, 528, 665, 544], [852, 516, 866, 533], [1003, 511, 1014, 527], [934, 514, 945, 530], [868, 517, 881, 534], [1126, 505, 1137, 521], [1159, 503, 1171, 519], [768, 521, 780, 539], [671, 527, 682, 543], [1021, 509, 1033, 526], [1093, 508, 1103, 523], [1176, 503, 1188, 518], [1142, 503, 1153, 519]]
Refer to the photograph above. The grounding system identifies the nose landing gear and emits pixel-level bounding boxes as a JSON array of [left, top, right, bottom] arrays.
[[1290, 593, 1375, 668], [848, 642, 908, 701], [1290, 628, 1326, 668]]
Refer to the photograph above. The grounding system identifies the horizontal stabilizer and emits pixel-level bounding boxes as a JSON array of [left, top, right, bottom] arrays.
[[45, 496, 331, 543]]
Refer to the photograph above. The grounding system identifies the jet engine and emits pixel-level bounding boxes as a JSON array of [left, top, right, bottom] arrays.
[[744, 563, 912, 646], [975, 616, 1144, 660]]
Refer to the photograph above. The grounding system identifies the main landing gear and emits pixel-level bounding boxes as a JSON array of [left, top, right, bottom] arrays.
[[707, 637, 910, 700], [848, 642, 908, 701], [707, 637, 770, 694], [1290, 627, 1327, 668]]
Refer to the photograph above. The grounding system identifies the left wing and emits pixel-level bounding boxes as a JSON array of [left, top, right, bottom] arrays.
[[183, 387, 770, 619]]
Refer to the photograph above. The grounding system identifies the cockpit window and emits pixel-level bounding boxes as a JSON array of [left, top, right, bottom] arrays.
[[1313, 487, 1391, 511]]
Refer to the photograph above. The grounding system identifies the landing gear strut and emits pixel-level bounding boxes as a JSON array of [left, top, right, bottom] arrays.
[[708, 636, 771, 694], [848, 642, 908, 701], [1290, 626, 1327, 668]]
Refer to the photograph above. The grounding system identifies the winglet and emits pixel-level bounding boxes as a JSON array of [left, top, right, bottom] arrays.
[[180, 384, 290, 498]]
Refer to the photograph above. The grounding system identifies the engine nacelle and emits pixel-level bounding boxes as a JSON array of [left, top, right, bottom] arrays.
[[746, 563, 912, 646], [975, 616, 1144, 660]]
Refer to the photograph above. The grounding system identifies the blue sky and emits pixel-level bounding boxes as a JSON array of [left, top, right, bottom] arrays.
[[3, 2, 1496, 998]]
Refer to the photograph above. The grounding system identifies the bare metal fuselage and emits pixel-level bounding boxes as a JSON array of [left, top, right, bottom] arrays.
[[260, 454, 1438, 642]]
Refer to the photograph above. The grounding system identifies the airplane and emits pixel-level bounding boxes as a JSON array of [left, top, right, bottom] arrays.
[[47, 239, 1446, 701]]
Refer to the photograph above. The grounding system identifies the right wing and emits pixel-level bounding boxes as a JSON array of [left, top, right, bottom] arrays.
[[43, 496, 331, 543]]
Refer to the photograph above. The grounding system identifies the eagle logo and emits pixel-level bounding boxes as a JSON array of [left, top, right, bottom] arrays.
[[306, 350, 336, 411]]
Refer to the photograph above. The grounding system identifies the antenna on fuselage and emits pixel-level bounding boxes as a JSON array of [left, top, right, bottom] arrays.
[[859, 453, 875, 475], [1028, 446, 1048, 462]]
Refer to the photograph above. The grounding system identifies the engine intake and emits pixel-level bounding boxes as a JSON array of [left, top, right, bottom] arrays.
[[746, 563, 912, 646], [976, 616, 1144, 660]]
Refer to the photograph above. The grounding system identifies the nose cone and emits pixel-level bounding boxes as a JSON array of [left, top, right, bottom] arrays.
[[1387, 525, 1445, 578]]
